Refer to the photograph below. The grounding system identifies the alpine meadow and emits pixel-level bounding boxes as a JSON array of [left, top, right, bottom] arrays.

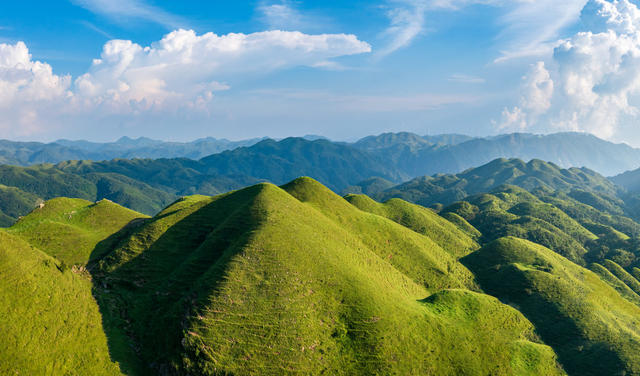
[[5, 1, 640, 375]]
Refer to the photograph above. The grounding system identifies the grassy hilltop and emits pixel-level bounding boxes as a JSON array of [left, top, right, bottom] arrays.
[[3, 172, 640, 374]]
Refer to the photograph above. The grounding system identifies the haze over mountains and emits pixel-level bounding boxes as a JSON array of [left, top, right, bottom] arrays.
[[4, 132, 640, 177], [4, 132, 640, 228]]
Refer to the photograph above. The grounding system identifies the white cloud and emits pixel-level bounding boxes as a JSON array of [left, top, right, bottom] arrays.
[[0, 41, 71, 136], [70, 0, 185, 29], [258, 1, 308, 30], [377, 0, 428, 57], [79, 20, 114, 39], [494, 0, 588, 62], [74, 29, 371, 110], [498, 0, 640, 141], [0, 29, 371, 138], [499, 62, 553, 130]]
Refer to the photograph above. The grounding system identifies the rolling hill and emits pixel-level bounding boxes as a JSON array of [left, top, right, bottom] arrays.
[[1, 177, 574, 375], [370, 158, 619, 209], [4, 175, 640, 374]]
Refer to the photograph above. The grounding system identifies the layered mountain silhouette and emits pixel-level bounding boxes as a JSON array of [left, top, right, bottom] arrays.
[[2, 132, 640, 227]]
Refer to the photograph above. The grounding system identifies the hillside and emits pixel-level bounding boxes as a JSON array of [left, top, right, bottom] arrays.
[[7, 198, 147, 265], [372, 158, 618, 208], [463, 237, 640, 375], [5, 176, 640, 373], [90, 178, 564, 375], [0, 230, 122, 375], [0, 177, 570, 375], [0, 164, 174, 226]]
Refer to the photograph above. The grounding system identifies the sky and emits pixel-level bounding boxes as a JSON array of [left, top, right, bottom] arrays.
[[3, 1, 640, 145]]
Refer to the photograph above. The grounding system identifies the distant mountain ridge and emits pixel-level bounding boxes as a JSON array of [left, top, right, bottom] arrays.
[[352, 132, 640, 177], [3, 131, 640, 177], [0, 136, 267, 166], [366, 158, 620, 209], [3, 132, 640, 227]]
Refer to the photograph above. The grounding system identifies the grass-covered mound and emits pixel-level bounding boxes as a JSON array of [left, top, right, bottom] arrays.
[[92, 178, 563, 375], [344, 193, 479, 258], [462, 237, 640, 376], [0, 231, 122, 375], [8, 197, 146, 266], [376, 158, 617, 207]]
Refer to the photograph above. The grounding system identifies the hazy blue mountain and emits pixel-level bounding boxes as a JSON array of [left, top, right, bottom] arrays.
[[3, 132, 640, 178], [352, 132, 640, 177], [0, 136, 267, 166], [612, 168, 640, 193]]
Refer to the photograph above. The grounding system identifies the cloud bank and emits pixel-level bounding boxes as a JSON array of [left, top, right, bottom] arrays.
[[499, 0, 640, 141], [0, 29, 371, 138]]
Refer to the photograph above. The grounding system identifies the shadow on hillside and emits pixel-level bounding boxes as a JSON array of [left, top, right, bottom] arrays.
[[88, 185, 266, 375], [460, 255, 628, 376]]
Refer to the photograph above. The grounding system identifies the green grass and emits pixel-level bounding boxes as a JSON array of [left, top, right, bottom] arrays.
[[601, 259, 640, 296], [90, 178, 562, 375], [0, 231, 122, 375], [10, 174, 640, 375], [344, 193, 479, 258], [7, 197, 147, 266], [462, 237, 640, 376]]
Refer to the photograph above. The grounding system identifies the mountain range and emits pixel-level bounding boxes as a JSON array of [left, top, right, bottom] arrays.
[[4, 132, 640, 373], [4, 132, 640, 228], [4, 132, 640, 177]]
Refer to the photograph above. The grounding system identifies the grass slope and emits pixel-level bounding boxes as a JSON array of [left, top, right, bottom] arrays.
[[8, 198, 146, 266], [92, 178, 562, 375], [462, 237, 640, 376], [0, 231, 121, 375], [344, 193, 479, 258]]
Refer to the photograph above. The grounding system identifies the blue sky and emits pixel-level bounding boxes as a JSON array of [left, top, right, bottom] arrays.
[[2, 0, 640, 145]]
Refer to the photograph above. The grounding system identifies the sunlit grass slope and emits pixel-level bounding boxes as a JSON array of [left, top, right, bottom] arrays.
[[94, 178, 563, 375], [0, 231, 121, 375], [344, 193, 479, 258], [462, 237, 640, 376], [8, 197, 147, 266]]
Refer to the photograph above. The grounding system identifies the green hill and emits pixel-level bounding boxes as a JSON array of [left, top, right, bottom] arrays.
[[87, 178, 562, 375], [376, 158, 618, 208], [344, 193, 479, 258], [9, 175, 640, 374], [7, 197, 147, 266], [0, 231, 122, 375], [0, 164, 174, 226], [462, 237, 640, 376], [0, 184, 41, 227]]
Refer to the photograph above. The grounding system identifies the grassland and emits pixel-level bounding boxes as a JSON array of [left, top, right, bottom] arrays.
[[6, 174, 640, 375], [0, 231, 122, 375]]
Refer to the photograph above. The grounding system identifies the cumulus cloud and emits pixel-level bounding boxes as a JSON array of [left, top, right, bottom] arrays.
[[0, 29, 371, 138], [74, 29, 371, 110], [0, 41, 71, 136], [499, 0, 640, 140], [499, 62, 554, 131]]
